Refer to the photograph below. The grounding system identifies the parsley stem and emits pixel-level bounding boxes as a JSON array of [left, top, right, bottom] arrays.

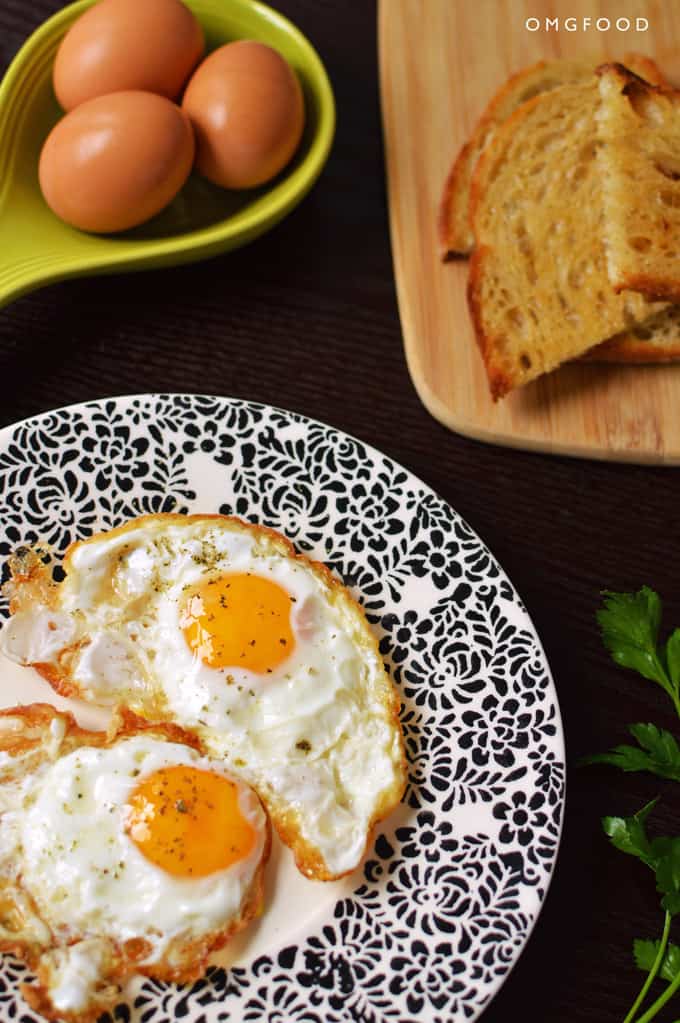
[[671, 688, 680, 722], [634, 953, 680, 1023], [651, 651, 680, 718], [623, 912, 671, 1023]]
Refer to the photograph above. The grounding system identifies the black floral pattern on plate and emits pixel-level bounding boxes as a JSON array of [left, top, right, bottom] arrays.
[[0, 395, 564, 1023]]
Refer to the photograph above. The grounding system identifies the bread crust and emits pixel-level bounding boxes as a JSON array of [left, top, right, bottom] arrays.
[[595, 63, 680, 302], [438, 136, 477, 259], [467, 246, 512, 400], [440, 60, 554, 259], [0, 704, 271, 1023], [466, 89, 562, 400], [583, 337, 680, 362], [439, 53, 668, 260], [613, 272, 680, 304]]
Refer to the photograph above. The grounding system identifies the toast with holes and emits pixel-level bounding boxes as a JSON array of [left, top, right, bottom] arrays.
[[585, 306, 680, 363], [438, 53, 667, 259], [468, 79, 667, 399], [597, 63, 680, 302]]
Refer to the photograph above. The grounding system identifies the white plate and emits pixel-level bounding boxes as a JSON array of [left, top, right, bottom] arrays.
[[0, 394, 564, 1023]]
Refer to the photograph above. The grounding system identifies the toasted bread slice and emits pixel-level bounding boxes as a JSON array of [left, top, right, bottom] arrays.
[[468, 80, 666, 398], [584, 305, 680, 362], [596, 63, 680, 302], [439, 53, 666, 259]]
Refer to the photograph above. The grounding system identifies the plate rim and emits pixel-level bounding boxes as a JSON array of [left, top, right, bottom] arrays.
[[0, 392, 566, 1023]]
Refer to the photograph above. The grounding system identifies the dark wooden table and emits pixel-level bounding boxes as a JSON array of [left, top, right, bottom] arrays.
[[1, 2, 679, 1021]]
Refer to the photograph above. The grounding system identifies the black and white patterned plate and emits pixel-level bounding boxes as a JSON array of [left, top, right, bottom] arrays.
[[0, 394, 564, 1023]]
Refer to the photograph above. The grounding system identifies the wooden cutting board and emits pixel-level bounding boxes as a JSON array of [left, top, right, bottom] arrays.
[[379, 0, 680, 463]]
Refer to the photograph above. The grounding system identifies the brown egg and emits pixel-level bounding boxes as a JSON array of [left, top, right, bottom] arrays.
[[182, 40, 305, 190], [39, 91, 195, 233], [54, 0, 204, 112]]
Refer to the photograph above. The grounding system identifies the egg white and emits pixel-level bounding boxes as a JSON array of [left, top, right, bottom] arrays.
[[0, 713, 267, 1018], [2, 516, 406, 878], [16, 736, 265, 951]]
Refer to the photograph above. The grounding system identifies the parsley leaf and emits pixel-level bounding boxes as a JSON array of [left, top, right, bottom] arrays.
[[603, 804, 680, 918], [666, 630, 680, 692], [634, 938, 680, 983], [589, 589, 680, 1022], [653, 838, 680, 916], [582, 724, 680, 782], [598, 587, 667, 685], [597, 588, 680, 718], [603, 798, 658, 867]]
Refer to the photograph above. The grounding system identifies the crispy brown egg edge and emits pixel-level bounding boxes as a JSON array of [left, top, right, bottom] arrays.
[[4, 513, 408, 882], [0, 702, 271, 1023]]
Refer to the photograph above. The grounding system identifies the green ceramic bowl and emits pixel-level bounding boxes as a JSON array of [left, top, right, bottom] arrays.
[[0, 0, 335, 309]]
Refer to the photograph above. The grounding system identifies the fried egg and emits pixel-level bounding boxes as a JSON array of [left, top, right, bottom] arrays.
[[1, 514, 406, 880], [0, 704, 269, 1023]]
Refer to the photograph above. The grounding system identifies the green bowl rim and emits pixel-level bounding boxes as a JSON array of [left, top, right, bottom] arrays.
[[0, 0, 336, 260]]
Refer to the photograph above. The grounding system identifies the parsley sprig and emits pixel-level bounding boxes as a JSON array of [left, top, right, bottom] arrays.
[[603, 799, 680, 1022], [598, 587, 680, 719], [586, 587, 680, 1022], [582, 724, 680, 782]]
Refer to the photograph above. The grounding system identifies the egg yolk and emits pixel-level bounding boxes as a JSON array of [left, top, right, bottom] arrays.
[[180, 573, 295, 674], [125, 765, 257, 877]]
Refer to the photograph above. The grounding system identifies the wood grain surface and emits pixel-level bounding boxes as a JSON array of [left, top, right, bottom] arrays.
[[2, 3, 680, 1022], [380, 0, 680, 463]]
